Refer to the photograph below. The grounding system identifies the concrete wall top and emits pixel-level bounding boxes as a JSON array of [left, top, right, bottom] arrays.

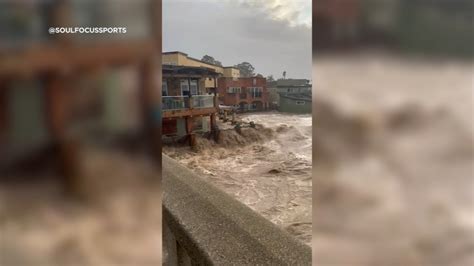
[[163, 154, 311, 265]]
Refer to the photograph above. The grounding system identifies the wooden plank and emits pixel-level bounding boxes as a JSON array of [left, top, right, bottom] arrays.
[[163, 107, 218, 119], [0, 41, 155, 78]]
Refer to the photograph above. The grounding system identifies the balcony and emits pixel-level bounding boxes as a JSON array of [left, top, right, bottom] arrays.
[[162, 96, 189, 110], [162, 95, 217, 118], [191, 95, 214, 108]]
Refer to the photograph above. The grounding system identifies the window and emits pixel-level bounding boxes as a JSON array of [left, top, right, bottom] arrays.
[[227, 87, 241, 93], [162, 79, 168, 96], [180, 79, 189, 95], [249, 87, 262, 98], [190, 80, 198, 95], [296, 101, 305, 105]]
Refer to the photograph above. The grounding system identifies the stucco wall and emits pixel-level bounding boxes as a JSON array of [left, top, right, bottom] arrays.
[[163, 52, 241, 88], [223, 67, 240, 78], [279, 95, 312, 113], [217, 77, 269, 107]]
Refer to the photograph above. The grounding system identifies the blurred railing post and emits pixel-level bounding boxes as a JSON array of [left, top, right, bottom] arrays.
[[139, 57, 160, 162], [152, 0, 162, 170], [138, 0, 161, 166], [51, 0, 73, 46], [0, 80, 7, 154], [44, 73, 81, 196]]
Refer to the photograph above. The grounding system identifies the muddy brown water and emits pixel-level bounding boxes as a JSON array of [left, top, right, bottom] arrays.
[[163, 112, 313, 246], [313, 52, 473, 266]]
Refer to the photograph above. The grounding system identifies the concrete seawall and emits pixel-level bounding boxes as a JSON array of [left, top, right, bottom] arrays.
[[162, 154, 311, 265]]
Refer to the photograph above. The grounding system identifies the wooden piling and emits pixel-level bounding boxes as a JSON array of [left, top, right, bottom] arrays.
[[185, 116, 195, 147]]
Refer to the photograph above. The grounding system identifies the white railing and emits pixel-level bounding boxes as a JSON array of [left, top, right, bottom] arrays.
[[191, 95, 214, 108], [163, 95, 215, 111], [162, 96, 188, 110]]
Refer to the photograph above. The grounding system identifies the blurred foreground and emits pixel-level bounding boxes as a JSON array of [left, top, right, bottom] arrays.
[[1, 148, 161, 266], [313, 51, 473, 265], [0, 1, 162, 265]]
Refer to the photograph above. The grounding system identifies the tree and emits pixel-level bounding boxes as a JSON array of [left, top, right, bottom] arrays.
[[266, 75, 275, 82], [234, 62, 255, 77], [256, 73, 264, 78], [282, 71, 287, 79], [201, 55, 222, 66]]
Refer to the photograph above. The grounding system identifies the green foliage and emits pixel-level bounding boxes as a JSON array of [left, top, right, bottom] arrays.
[[201, 55, 223, 66], [234, 62, 255, 77]]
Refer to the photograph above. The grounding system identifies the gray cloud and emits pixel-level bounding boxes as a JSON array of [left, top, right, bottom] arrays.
[[229, 0, 311, 28], [163, 0, 311, 80]]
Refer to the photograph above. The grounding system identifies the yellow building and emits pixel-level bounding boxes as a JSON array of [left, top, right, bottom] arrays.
[[223, 67, 240, 78], [162, 51, 239, 91]]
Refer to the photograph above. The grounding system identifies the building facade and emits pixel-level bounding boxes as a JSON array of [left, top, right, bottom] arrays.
[[217, 77, 269, 111], [163, 51, 270, 113], [278, 94, 312, 113], [162, 65, 219, 144], [275, 79, 312, 94], [162, 51, 240, 93], [275, 79, 312, 113]]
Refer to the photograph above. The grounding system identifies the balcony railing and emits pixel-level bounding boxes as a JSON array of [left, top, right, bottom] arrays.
[[162, 96, 189, 110], [163, 95, 216, 111], [191, 95, 214, 108]]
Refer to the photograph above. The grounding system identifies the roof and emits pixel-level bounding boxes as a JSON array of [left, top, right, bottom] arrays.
[[279, 93, 312, 101], [162, 64, 220, 77], [162, 51, 188, 56], [276, 79, 311, 87], [162, 51, 225, 68], [267, 81, 278, 88]]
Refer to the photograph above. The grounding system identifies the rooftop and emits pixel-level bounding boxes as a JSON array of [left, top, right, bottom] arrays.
[[162, 51, 236, 69], [276, 79, 311, 87], [162, 64, 220, 77]]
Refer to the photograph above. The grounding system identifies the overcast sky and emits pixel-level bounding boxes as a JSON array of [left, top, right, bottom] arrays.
[[163, 0, 312, 80]]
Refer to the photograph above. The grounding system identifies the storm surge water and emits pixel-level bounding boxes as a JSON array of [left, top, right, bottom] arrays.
[[312, 53, 474, 266], [163, 112, 312, 245]]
